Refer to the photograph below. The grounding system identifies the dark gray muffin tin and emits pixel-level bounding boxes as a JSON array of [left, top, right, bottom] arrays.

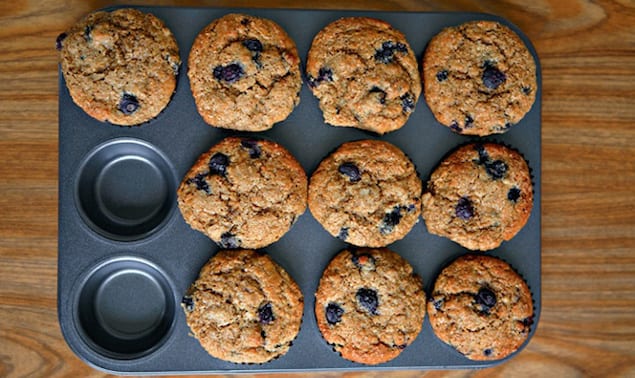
[[58, 6, 541, 374]]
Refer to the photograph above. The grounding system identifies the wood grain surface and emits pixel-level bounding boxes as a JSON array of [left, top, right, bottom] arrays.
[[1, 0, 634, 377]]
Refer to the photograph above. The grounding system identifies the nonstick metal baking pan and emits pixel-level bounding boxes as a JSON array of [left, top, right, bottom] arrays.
[[58, 6, 541, 374]]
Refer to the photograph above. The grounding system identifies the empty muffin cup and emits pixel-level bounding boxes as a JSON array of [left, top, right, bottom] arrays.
[[75, 138, 176, 241], [75, 257, 176, 360]]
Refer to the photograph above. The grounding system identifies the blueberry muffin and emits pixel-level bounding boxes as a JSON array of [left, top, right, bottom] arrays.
[[315, 247, 426, 364], [421, 143, 533, 251], [308, 140, 422, 247], [428, 254, 534, 361], [188, 13, 302, 131], [182, 249, 304, 363], [57, 8, 180, 126], [423, 20, 537, 136], [306, 17, 421, 134], [177, 137, 307, 249]]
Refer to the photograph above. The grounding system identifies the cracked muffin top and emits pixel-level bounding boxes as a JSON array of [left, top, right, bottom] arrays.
[[427, 254, 533, 361], [182, 249, 303, 364], [58, 8, 180, 126], [308, 140, 422, 247], [422, 20, 537, 136], [421, 142, 533, 251], [306, 17, 421, 134], [315, 247, 425, 365], [177, 136, 307, 249], [188, 13, 302, 131]]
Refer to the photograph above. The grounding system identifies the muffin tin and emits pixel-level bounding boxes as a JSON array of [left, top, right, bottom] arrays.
[[58, 6, 541, 374]]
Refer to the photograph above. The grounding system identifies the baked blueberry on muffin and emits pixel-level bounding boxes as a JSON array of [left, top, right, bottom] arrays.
[[58, 8, 180, 126], [188, 13, 302, 131], [306, 17, 421, 134]]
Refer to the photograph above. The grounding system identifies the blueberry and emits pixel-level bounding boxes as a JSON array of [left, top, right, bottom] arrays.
[[241, 18, 251, 26], [431, 298, 444, 311], [356, 288, 379, 315], [258, 302, 275, 324], [449, 121, 462, 133], [338, 162, 361, 182], [465, 115, 474, 128], [406, 203, 416, 213], [181, 296, 194, 312], [307, 67, 333, 88], [482, 65, 506, 89], [493, 123, 511, 132], [374, 44, 395, 63], [484, 348, 493, 357], [455, 197, 474, 220], [475, 287, 497, 312], [317, 67, 333, 83], [187, 173, 211, 194], [508, 187, 521, 202], [242, 39, 263, 67], [56, 32, 67, 51], [522, 316, 534, 329], [243, 39, 263, 52], [369, 86, 387, 104], [474, 144, 489, 165], [213, 63, 244, 83], [522, 86, 532, 95], [352, 253, 376, 270], [400, 92, 415, 113], [84, 25, 92, 42], [473, 145, 510, 179], [240, 139, 261, 159], [374, 41, 407, 64], [379, 206, 402, 235], [436, 70, 449, 82], [208, 153, 229, 176], [325, 302, 344, 325], [118, 93, 139, 115], [485, 160, 508, 180], [167, 55, 180, 75], [337, 227, 349, 241], [319, 67, 333, 81], [218, 232, 240, 248]]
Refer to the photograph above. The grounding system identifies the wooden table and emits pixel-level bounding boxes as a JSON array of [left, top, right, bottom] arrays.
[[1, 0, 633, 377]]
